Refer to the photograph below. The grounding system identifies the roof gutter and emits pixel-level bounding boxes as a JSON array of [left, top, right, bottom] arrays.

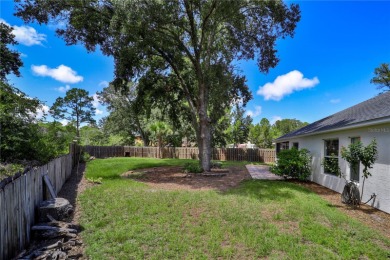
[[275, 116, 390, 142]]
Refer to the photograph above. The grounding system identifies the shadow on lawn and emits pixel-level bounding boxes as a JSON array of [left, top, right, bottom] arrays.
[[223, 179, 313, 202], [58, 163, 86, 222]]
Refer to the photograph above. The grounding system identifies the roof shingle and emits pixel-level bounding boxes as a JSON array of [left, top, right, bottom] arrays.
[[277, 91, 390, 140]]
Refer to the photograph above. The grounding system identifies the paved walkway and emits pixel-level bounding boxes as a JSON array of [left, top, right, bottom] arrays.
[[245, 164, 284, 180]]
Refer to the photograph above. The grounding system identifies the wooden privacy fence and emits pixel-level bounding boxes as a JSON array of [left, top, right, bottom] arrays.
[[84, 146, 276, 163], [0, 143, 81, 260]]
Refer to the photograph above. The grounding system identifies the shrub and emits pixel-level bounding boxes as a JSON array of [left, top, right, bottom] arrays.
[[271, 148, 311, 180], [183, 162, 203, 174], [0, 163, 25, 180], [79, 152, 92, 163]]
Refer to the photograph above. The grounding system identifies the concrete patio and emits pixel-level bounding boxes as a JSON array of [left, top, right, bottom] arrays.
[[245, 165, 284, 180]]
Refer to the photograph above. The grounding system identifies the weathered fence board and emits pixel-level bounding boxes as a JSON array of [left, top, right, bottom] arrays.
[[84, 146, 276, 163], [0, 144, 80, 259]]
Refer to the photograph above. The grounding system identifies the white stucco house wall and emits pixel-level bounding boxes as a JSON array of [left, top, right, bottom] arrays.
[[275, 92, 390, 214]]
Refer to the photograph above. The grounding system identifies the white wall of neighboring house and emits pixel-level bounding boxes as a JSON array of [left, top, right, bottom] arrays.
[[281, 122, 390, 214]]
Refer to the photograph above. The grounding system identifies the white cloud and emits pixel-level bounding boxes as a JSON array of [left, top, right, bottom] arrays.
[[96, 109, 104, 115], [257, 70, 319, 101], [99, 81, 109, 88], [0, 18, 46, 46], [92, 93, 100, 108], [32, 64, 83, 83], [271, 116, 282, 125], [330, 99, 341, 104], [246, 106, 262, 118], [29, 105, 49, 119], [60, 119, 69, 126], [35, 105, 50, 119], [55, 84, 71, 93]]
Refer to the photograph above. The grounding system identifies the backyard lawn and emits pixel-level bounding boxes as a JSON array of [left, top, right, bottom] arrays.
[[79, 158, 390, 259]]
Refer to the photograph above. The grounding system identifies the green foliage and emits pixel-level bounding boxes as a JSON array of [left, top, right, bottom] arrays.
[[340, 139, 378, 201], [0, 163, 24, 180], [225, 106, 252, 146], [271, 148, 312, 180], [80, 152, 92, 163], [341, 141, 362, 180], [183, 162, 203, 174], [149, 121, 173, 148], [98, 83, 151, 146], [15, 0, 301, 171], [86, 177, 102, 184], [341, 139, 378, 179], [249, 118, 273, 148], [370, 63, 390, 92], [80, 125, 108, 146], [322, 155, 341, 176], [0, 81, 46, 162], [271, 118, 309, 137], [359, 139, 378, 179], [38, 122, 76, 159], [0, 21, 23, 80], [50, 88, 96, 137]]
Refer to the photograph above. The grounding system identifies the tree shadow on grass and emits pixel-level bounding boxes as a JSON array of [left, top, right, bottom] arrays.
[[58, 163, 87, 222], [221, 179, 313, 202]]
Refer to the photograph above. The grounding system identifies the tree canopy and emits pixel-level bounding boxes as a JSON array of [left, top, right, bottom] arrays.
[[50, 88, 96, 138], [16, 0, 300, 170], [0, 21, 23, 80], [225, 106, 252, 147], [371, 63, 390, 93]]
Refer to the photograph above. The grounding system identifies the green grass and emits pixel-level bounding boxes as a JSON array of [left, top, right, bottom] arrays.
[[80, 158, 390, 259]]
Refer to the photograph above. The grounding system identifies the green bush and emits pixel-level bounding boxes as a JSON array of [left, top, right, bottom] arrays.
[[0, 163, 25, 180], [183, 162, 203, 173], [271, 148, 311, 180], [80, 152, 92, 163]]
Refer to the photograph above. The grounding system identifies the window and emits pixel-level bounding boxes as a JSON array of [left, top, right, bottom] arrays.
[[276, 142, 289, 154], [292, 142, 299, 149], [350, 137, 361, 182], [323, 139, 339, 175]]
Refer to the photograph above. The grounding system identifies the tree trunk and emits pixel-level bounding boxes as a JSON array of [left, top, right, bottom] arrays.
[[199, 119, 211, 171], [198, 81, 211, 172], [38, 198, 74, 222]]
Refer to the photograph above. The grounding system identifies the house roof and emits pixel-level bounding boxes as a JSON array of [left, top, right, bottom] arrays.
[[276, 91, 390, 141]]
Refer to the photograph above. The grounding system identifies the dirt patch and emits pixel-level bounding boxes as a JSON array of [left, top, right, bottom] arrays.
[[121, 166, 251, 191], [292, 181, 390, 239]]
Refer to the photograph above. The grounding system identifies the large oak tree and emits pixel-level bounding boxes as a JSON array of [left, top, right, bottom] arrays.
[[16, 0, 300, 170]]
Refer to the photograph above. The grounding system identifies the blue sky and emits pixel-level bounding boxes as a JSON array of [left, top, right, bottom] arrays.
[[1, 1, 390, 125]]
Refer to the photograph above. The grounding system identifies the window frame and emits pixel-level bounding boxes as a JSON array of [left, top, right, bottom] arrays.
[[276, 141, 289, 154], [323, 139, 339, 175], [349, 137, 361, 182]]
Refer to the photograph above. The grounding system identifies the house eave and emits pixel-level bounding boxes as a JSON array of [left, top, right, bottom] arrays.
[[275, 116, 390, 142]]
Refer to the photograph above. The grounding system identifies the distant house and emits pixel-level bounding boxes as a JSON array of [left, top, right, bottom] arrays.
[[275, 92, 390, 214]]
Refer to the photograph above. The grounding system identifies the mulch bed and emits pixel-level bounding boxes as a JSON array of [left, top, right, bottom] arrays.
[[121, 166, 251, 191]]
